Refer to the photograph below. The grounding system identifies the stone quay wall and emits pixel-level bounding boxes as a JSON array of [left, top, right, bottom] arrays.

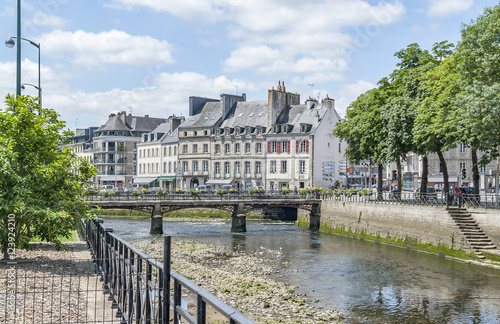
[[297, 200, 500, 250]]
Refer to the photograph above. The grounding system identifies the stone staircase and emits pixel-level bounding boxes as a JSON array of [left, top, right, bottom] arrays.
[[447, 207, 496, 259]]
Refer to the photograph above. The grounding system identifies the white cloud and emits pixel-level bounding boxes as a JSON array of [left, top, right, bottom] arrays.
[[426, 0, 473, 17], [334, 80, 376, 117], [106, 0, 406, 83], [38, 29, 175, 68]]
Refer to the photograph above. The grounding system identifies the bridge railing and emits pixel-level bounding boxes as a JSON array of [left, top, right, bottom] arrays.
[[84, 191, 317, 202], [84, 218, 254, 323], [322, 191, 500, 208]]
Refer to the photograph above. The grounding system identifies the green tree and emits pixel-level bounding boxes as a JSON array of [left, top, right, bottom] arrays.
[[457, 3, 500, 185], [334, 86, 387, 198], [0, 95, 96, 260]]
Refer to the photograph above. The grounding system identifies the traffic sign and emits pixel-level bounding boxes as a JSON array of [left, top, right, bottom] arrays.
[[323, 173, 332, 177], [323, 177, 332, 181], [322, 161, 335, 166]]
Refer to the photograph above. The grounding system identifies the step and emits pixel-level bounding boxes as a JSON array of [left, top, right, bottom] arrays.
[[470, 242, 495, 247], [468, 238, 492, 243], [454, 219, 477, 224], [465, 234, 488, 239]]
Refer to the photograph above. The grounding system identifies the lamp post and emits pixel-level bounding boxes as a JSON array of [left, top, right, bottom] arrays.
[[21, 83, 42, 107], [5, 35, 41, 106]]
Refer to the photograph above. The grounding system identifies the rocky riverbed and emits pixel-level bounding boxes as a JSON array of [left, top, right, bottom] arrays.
[[131, 236, 344, 323]]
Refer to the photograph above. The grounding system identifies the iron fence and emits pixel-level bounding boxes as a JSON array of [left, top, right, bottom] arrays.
[[322, 191, 500, 209], [85, 218, 254, 324], [1, 257, 121, 323]]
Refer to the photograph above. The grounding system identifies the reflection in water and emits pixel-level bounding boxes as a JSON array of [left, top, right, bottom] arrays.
[[104, 218, 500, 323]]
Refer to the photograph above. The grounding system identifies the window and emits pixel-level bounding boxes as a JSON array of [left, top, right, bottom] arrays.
[[215, 144, 220, 154], [281, 161, 287, 173], [163, 162, 167, 173], [256, 128, 261, 135], [174, 146, 177, 156], [203, 160, 209, 173], [460, 143, 466, 153], [164, 147, 167, 157], [147, 149, 150, 157], [256, 143, 262, 153], [169, 162, 172, 173], [183, 145, 188, 154], [156, 163, 159, 174], [245, 143, 251, 153], [193, 161, 198, 173], [169, 147, 172, 156], [204, 130, 208, 136], [139, 150, 142, 158], [194, 131, 197, 136], [271, 141, 277, 153], [339, 143, 341, 153], [439, 163, 444, 173], [224, 162, 230, 174], [203, 144, 208, 153], [480, 165, 486, 174], [299, 140, 308, 153], [255, 161, 261, 174], [184, 132, 187, 137], [193, 144, 198, 154], [299, 160, 306, 173], [234, 161, 240, 175], [281, 141, 288, 153], [182, 161, 188, 172], [460, 162, 466, 172], [235, 143, 240, 153], [225, 143, 230, 154], [156, 148, 159, 157], [271, 161, 277, 173], [245, 161, 251, 174]]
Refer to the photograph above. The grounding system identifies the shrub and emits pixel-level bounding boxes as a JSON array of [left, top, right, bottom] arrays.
[[229, 188, 237, 193], [299, 188, 309, 195], [132, 190, 141, 196], [142, 188, 150, 194], [190, 189, 200, 196], [175, 188, 184, 194], [216, 189, 227, 196], [249, 188, 264, 195], [281, 188, 291, 195], [157, 190, 167, 197], [108, 190, 116, 197]]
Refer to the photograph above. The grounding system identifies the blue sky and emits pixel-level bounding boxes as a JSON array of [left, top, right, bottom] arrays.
[[1, 0, 498, 129]]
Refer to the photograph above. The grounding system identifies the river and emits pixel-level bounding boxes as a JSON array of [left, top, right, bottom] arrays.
[[103, 217, 500, 323]]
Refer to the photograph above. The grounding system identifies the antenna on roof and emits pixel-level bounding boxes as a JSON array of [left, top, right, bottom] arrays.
[[308, 84, 314, 98], [128, 106, 133, 115]]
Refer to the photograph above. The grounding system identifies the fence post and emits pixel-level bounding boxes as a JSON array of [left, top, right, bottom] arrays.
[[103, 227, 113, 294], [163, 236, 171, 324]]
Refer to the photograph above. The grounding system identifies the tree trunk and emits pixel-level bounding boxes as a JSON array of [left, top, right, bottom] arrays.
[[396, 158, 402, 194], [377, 163, 383, 200], [437, 151, 450, 195], [471, 149, 480, 196], [421, 156, 429, 197]]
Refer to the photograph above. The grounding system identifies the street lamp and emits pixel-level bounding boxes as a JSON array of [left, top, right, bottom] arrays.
[[21, 83, 42, 107], [5, 36, 41, 106]]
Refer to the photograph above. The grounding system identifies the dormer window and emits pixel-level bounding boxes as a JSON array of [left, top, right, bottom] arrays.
[[235, 128, 240, 135], [215, 129, 220, 136]]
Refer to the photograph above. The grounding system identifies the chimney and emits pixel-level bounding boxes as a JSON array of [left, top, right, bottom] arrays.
[[118, 111, 126, 123], [323, 94, 335, 110], [306, 97, 317, 109]]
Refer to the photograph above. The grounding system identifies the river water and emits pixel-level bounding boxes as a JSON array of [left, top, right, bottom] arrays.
[[103, 218, 500, 323]]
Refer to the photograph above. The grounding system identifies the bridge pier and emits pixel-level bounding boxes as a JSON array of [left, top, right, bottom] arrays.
[[309, 203, 321, 231], [231, 203, 247, 232], [150, 204, 163, 235]]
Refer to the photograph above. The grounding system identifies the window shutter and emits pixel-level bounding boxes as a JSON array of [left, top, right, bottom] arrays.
[[267, 141, 271, 153], [306, 140, 309, 153], [296, 140, 299, 153], [277, 141, 281, 154], [287, 140, 291, 153]]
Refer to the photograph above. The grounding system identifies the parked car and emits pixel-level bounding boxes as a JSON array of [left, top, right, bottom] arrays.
[[221, 185, 234, 190], [197, 185, 212, 193], [149, 187, 163, 193]]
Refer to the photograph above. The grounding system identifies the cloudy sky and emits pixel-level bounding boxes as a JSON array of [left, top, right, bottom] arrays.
[[0, 0, 497, 129]]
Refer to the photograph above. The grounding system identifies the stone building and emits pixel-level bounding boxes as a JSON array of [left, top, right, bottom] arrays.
[[92, 111, 168, 188], [135, 115, 184, 189]]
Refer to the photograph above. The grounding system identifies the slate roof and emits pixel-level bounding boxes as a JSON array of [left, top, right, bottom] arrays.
[[162, 129, 179, 144], [220, 100, 268, 128], [96, 113, 167, 134], [277, 102, 327, 134], [179, 102, 222, 128]]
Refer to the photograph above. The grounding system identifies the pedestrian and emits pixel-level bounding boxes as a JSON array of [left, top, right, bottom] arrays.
[[453, 186, 461, 205]]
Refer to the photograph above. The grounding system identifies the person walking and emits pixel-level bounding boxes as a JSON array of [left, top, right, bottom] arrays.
[[453, 187, 461, 205]]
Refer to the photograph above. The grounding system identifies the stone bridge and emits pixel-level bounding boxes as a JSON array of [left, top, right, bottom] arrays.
[[86, 193, 321, 234]]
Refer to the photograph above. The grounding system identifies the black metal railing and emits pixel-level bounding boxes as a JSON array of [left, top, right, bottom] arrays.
[[85, 191, 318, 202], [322, 191, 500, 208], [84, 218, 254, 323]]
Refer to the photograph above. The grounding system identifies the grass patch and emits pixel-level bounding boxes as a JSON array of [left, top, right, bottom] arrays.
[[31, 230, 78, 242]]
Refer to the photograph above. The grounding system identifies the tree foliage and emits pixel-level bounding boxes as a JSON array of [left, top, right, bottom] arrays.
[[0, 95, 96, 259]]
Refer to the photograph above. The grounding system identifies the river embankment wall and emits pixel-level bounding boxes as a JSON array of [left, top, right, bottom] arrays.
[[298, 200, 500, 251]]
